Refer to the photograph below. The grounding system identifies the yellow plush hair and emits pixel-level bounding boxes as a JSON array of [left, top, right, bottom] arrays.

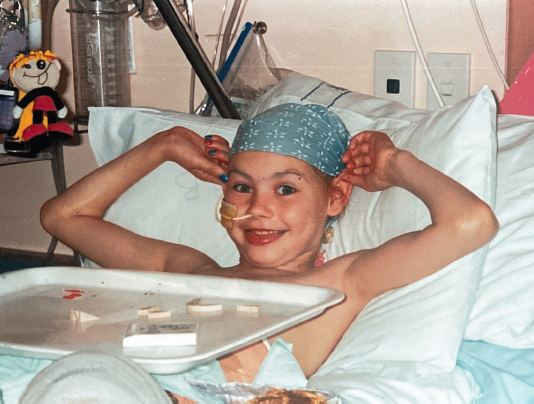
[[9, 51, 57, 74]]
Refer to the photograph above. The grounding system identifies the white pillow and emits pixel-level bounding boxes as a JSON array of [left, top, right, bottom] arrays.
[[88, 107, 242, 268], [464, 114, 534, 348], [308, 86, 497, 383], [249, 71, 431, 131]]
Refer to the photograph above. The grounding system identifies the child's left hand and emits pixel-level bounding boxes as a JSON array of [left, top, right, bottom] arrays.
[[340, 131, 399, 192]]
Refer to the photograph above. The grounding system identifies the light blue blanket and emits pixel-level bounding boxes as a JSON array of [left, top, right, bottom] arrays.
[[457, 340, 534, 403], [0, 339, 307, 403], [1, 340, 534, 403]]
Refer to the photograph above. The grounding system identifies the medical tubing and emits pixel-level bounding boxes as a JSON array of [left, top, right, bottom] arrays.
[[229, 0, 249, 44], [185, 0, 196, 113], [189, 65, 195, 116], [400, 0, 445, 108], [42, 0, 60, 50], [151, 0, 240, 119], [470, 0, 509, 90], [217, 0, 242, 72], [125, 5, 139, 18], [217, 22, 253, 84], [214, 194, 251, 224], [195, 22, 252, 116], [212, 0, 229, 67], [131, 0, 144, 16], [215, 194, 224, 223]]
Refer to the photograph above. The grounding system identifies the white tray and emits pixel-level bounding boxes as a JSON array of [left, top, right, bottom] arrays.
[[0, 267, 344, 374]]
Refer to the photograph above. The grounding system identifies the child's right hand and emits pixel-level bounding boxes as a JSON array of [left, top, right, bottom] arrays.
[[203, 134, 230, 171], [340, 131, 400, 192], [158, 127, 229, 185]]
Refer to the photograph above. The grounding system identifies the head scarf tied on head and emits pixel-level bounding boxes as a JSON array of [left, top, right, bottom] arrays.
[[229, 103, 351, 177]]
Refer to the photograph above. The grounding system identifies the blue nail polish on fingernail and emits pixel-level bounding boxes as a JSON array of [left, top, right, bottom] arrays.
[[219, 174, 228, 183], [208, 149, 216, 156], [204, 135, 212, 140]]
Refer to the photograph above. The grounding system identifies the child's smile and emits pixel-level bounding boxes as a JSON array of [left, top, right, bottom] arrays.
[[244, 228, 287, 246]]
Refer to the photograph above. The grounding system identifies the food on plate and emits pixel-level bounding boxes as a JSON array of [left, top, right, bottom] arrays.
[[247, 388, 327, 403], [186, 298, 223, 316], [236, 304, 261, 315], [69, 309, 99, 323], [147, 310, 171, 320], [137, 306, 161, 316]]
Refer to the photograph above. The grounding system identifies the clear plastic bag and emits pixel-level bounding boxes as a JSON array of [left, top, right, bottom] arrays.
[[0, 0, 27, 83], [200, 21, 291, 119]]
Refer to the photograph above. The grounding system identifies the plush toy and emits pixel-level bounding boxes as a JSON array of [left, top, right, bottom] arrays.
[[3, 50, 73, 155]]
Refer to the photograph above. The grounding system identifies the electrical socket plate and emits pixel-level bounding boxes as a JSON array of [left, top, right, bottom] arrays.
[[374, 50, 415, 108], [426, 53, 470, 110]]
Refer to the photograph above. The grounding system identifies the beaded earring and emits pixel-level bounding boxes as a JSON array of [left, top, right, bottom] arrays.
[[315, 226, 335, 267]]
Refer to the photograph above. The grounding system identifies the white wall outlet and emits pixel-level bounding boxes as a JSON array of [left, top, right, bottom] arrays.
[[426, 53, 470, 110], [374, 50, 415, 108]]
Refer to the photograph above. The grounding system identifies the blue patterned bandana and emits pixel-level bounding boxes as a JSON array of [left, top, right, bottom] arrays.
[[229, 103, 351, 177]]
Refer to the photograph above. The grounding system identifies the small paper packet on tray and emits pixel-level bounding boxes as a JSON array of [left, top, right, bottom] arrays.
[[123, 322, 198, 348]]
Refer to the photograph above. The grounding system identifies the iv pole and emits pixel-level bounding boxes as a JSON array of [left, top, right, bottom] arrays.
[[151, 0, 241, 119]]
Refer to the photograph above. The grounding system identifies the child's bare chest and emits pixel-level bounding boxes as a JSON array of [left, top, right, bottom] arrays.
[[271, 296, 365, 377]]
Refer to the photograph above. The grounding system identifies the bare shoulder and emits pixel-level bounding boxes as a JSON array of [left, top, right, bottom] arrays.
[[161, 243, 222, 274], [331, 251, 373, 300], [298, 250, 370, 303]]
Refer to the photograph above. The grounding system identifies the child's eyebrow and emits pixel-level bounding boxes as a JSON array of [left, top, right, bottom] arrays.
[[227, 168, 252, 179], [228, 168, 310, 182], [273, 169, 310, 182]]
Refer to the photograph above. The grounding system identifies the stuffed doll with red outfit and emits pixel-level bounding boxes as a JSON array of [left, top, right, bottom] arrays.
[[3, 50, 73, 155]]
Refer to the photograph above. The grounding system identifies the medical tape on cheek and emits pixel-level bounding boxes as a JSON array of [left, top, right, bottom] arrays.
[[215, 195, 252, 229]]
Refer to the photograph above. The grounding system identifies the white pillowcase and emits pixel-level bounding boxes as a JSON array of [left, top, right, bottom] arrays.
[[464, 114, 534, 348], [249, 71, 431, 132], [88, 107, 241, 268]]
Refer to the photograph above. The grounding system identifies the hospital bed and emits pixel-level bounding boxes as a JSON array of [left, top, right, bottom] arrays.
[[1, 71, 533, 402]]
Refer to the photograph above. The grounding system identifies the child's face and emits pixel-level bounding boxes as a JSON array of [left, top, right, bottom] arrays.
[[224, 151, 338, 271]]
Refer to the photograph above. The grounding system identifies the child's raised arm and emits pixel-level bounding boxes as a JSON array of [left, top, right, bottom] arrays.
[[40, 127, 227, 272], [339, 131, 499, 301]]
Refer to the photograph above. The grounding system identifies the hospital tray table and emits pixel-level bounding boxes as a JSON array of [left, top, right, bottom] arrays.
[[0, 266, 344, 374]]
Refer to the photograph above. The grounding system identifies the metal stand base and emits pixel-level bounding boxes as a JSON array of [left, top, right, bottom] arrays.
[[0, 140, 82, 266]]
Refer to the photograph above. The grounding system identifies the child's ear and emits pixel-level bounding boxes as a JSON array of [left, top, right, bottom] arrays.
[[327, 176, 353, 217]]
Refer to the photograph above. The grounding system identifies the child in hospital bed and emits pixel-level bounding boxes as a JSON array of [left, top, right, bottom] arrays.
[[40, 103, 498, 400]]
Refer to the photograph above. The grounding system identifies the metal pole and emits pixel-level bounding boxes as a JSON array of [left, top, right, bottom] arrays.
[[152, 0, 241, 119]]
